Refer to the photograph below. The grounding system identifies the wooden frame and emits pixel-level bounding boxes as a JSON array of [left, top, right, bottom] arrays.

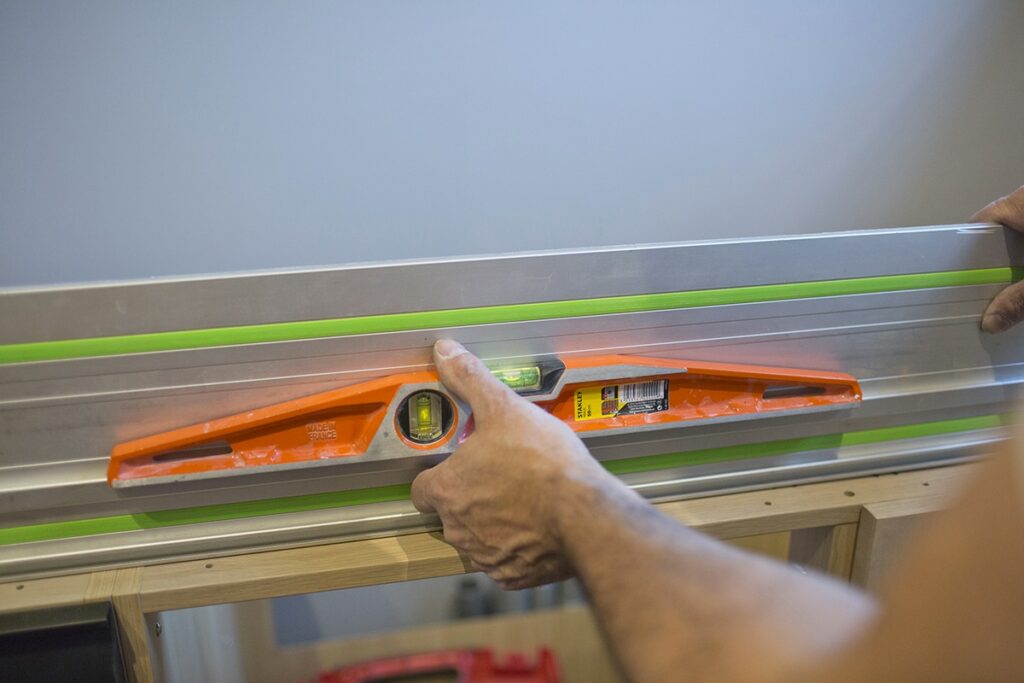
[[0, 465, 969, 683]]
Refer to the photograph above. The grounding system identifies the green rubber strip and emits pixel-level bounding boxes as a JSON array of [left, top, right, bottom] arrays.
[[2, 267, 1020, 365], [602, 414, 1004, 474], [0, 414, 1003, 547]]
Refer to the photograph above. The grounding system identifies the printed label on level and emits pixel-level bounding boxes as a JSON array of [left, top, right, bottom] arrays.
[[574, 380, 669, 421]]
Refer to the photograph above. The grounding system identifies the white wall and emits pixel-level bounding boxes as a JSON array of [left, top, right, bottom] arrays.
[[2, 1, 1024, 287]]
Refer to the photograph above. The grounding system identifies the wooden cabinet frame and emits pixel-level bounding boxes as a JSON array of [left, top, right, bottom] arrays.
[[0, 465, 967, 682]]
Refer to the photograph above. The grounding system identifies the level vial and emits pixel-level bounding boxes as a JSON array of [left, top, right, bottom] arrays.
[[491, 366, 542, 392], [408, 391, 443, 442]]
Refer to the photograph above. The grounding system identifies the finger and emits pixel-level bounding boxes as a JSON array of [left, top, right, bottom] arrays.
[[971, 185, 1024, 231], [433, 339, 514, 420], [982, 281, 1024, 334], [441, 525, 471, 549], [470, 559, 498, 573], [410, 466, 441, 514], [495, 575, 537, 591]]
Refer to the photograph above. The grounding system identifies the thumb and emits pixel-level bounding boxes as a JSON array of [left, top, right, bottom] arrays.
[[432, 339, 513, 420]]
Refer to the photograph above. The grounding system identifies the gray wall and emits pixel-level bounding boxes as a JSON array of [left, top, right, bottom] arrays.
[[2, 1, 1024, 287]]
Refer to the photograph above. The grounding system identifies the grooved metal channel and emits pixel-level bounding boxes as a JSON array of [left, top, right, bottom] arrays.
[[0, 414, 1003, 547], [2, 225, 1022, 578], [1, 268, 1020, 364]]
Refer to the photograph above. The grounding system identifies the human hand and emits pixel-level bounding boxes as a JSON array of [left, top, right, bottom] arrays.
[[974, 185, 1024, 333], [410, 339, 622, 589]]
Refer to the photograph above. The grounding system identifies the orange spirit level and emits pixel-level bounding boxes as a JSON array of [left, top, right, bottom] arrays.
[[107, 355, 861, 487]]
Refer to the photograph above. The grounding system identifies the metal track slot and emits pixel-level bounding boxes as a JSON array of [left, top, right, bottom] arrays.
[[762, 385, 828, 400]]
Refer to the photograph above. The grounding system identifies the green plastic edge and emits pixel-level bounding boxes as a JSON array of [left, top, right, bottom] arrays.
[[2, 267, 1021, 364], [0, 414, 1003, 547]]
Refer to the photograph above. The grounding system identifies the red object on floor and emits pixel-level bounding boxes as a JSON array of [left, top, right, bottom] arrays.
[[314, 648, 560, 683]]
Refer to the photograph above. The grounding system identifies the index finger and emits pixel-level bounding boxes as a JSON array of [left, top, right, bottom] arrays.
[[971, 186, 1024, 231]]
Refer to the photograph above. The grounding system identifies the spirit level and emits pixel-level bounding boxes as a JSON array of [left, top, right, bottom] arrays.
[[107, 355, 861, 487]]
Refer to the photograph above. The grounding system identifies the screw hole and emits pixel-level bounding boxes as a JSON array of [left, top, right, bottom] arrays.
[[205, 563, 213, 569], [922, 482, 930, 487], [16, 585, 24, 590], [844, 490, 856, 497], [764, 501, 772, 506]]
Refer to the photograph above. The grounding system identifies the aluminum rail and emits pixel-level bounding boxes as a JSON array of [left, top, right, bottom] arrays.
[[1, 224, 1023, 578], [1, 224, 1019, 344]]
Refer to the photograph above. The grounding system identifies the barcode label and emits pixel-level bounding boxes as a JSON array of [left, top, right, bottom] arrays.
[[574, 379, 669, 421], [620, 380, 667, 403]]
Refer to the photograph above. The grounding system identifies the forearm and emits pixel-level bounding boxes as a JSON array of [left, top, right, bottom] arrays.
[[415, 338, 878, 681], [557, 476, 878, 683]]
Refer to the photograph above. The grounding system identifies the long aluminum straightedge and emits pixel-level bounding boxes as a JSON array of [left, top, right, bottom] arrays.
[[1, 223, 1023, 579]]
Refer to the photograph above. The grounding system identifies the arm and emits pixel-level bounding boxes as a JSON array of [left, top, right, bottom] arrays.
[[555, 461, 877, 683], [411, 340, 876, 683], [412, 185, 1024, 683], [821, 434, 1024, 682]]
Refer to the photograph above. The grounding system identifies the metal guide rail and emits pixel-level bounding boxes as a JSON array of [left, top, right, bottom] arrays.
[[1, 224, 1023, 579]]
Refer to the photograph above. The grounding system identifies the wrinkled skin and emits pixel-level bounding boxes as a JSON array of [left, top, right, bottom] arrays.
[[410, 338, 624, 589], [412, 186, 1024, 589], [406, 187, 1024, 682]]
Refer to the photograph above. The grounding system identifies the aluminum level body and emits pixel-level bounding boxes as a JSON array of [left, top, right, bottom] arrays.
[[1, 224, 1022, 578]]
